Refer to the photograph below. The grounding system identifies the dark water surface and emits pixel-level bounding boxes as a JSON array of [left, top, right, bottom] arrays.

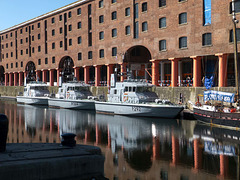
[[1, 100, 240, 180]]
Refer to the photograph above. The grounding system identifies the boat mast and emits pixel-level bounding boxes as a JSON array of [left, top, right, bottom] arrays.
[[232, 0, 240, 101]]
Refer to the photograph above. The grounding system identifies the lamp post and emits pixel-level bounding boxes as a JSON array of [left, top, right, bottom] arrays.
[[232, 1, 240, 179], [232, 0, 240, 101]]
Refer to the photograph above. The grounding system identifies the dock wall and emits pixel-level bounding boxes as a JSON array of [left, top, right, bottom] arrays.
[[0, 86, 236, 107]]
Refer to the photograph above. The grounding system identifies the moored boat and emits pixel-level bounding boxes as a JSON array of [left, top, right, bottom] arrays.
[[95, 74, 184, 118], [48, 81, 95, 110], [192, 1, 240, 129], [193, 90, 240, 129], [16, 81, 49, 105]]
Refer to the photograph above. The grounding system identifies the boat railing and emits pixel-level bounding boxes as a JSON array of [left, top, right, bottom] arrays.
[[120, 94, 173, 104], [100, 81, 107, 86], [87, 81, 107, 86], [157, 80, 193, 87], [194, 107, 240, 119]]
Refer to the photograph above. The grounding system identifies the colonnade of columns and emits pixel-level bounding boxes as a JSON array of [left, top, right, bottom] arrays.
[[3, 53, 228, 87], [4, 63, 123, 87], [151, 53, 228, 87]]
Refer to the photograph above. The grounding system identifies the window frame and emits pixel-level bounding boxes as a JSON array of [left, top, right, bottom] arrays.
[[99, 49, 104, 58], [112, 47, 117, 56], [179, 36, 188, 49], [142, 21, 148, 32], [99, 0, 104, 8], [88, 51, 93, 59], [112, 28, 117, 38], [159, 0, 166, 7], [202, 33, 212, 46], [99, 31, 104, 40], [99, 15, 104, 23], [125, 7, 130, 16], [179, 12, 187, 24], [159, 40, 167, 51], [125, 26, 130, 35], [111, 11, 117, 20], [159, 17, 166, 28], [142, 2, 148, 12]]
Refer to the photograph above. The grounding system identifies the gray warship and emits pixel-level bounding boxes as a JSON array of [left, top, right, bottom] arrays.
[[95, 73, 184, 118], [48, 80, 95, 110]]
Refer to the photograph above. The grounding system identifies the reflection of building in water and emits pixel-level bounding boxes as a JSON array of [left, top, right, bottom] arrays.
[[3, 103, 61, 144], [2, 101, 240, 180]]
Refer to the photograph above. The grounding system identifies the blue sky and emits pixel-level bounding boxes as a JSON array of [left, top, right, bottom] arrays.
[[0, 0, 78, 31]]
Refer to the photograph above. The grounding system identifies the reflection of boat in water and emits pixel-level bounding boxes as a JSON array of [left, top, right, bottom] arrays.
[[17, 81, 49, 105], [17, 104, 49, 138], [95, 114, 181, 150], [193, 123, 240, 179], [194, 123, 240, 155], [18, 104, 48, 129], [95, 74, 184, 118], [57, 109, 95, 135], [48, 81, 95, 110]]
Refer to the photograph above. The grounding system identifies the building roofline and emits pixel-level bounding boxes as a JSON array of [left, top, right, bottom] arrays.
[[0, 0, 90, 34]]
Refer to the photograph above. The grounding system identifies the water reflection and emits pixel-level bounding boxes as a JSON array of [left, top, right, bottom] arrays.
[[1, 100, 239, 180]]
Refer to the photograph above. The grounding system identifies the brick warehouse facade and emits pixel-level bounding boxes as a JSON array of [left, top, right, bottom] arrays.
[[0, 0, 239, 88]]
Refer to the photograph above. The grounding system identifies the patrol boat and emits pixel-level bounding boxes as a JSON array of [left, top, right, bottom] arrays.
[[95, 74, 184, 118], [16, 81, 50, 105], [48, 80, 95, 110]]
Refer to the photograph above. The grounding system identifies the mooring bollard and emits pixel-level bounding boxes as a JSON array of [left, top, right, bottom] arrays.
[[61, 133, 76, 147], [0, 114, 8, 152]]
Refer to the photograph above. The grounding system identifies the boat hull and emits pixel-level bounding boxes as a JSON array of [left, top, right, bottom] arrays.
[[48, 98, 95, 110], [16, 96, 48, 105], [193, 107, 240, 129], [95, 101, 184, 118]]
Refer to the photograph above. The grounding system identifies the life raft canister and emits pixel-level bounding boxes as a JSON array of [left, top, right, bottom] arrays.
[[123, 93, 128, 102]]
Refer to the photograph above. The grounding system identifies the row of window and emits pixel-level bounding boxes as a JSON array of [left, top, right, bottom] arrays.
[[99, 0, 117, 8], [1, 7, 80, 41], [1, 0, 187, 41], [0, 31, 213, 60], [1, 10, 188, 47], [159, 0, 187, 7], [159, 33, 212, 51], [1, 0, 213, 45], [5, 28, 240, 60], [5, 30, 240, 60], [6, 61, 23, 69], [98, 0, 187, 9]]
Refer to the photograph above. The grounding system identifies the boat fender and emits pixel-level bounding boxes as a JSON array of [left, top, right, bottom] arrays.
[[231, 108, 236, 113], [195, 101, 202, 106]]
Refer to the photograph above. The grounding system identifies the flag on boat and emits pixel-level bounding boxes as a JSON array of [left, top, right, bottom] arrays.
[[204, 90, 235, 103]]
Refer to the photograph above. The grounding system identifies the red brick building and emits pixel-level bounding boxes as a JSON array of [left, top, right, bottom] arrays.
[[0, 0, 239, 87]]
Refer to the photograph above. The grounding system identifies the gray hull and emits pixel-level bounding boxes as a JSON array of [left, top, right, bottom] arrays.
[[16, 96, 48, 105], [95, 102, 184, 118], [48, 98, 95, 110]]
